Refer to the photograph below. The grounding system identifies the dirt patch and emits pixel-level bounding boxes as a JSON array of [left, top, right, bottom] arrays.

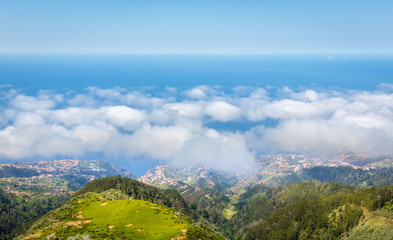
[[170, 229, 187, 240], [23, 232, 43, 239], [170, 235, 185, 240], [101, 202, 108, 206], [107, 225, 115, 229], [76, 211, 84, 219], [125, 224, 133, 227], [65, 221, 84, 228], [150, 206, 160, 209], [378, 216, 393, 222], [55, 219, 91, 229], [77, 199, 83, 204]]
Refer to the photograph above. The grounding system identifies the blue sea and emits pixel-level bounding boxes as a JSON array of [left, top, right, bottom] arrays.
[[1, 55, 392, 93]]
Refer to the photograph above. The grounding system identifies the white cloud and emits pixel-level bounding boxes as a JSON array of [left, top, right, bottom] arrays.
[[14, 112, 46, 126], [183, 85, 219, 99], [128, 124, 193, 159], [11, 95, 56, 110], [184, 86, 207, 99], [264, 99, 327, 119], [164, 102, 204, 119], [174, 129, 256, 173], [205, 101, 242, 122], [101, 106, 147, 131], [1, 86, 393, 173]]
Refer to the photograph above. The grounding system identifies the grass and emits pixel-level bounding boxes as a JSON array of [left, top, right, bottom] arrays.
[[17, 189, 223, 240], [80, 198, 189, 239]]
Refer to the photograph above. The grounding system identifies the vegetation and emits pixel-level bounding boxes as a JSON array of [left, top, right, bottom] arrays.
[[303, 166, 393, 187], [0, 160, 135, 240], [5, 163, 393, 239], [75, 175, 191, 216], [0, 187, 69, 240], [0, 166, 39, 178], [344, 209, 393, 240], [17, 189, 224, 240], [237, 182, 393, 239], [75, 175, 232, 235]]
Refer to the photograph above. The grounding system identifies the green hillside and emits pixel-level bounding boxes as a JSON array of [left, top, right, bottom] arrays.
[[17, 189, 224, 240], [0, 187, 68, 240], [344, 209, 393, 240], [238, 182, 393, 240]]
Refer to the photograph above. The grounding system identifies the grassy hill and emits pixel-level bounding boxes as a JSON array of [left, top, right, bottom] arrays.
[[17, 189, 224, 240]]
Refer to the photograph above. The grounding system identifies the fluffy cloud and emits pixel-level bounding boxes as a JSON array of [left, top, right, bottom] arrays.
[[1, 86, 393, 173], [205, 101, 242, 122], [183, 85, 218, 99], [175, 129, 256, 173], [10, 95, 57, 110]]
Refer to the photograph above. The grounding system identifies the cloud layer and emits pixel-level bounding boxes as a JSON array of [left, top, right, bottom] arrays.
[[1, 85, 393, 173]]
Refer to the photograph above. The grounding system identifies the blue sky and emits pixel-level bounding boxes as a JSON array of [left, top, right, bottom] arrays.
[[1, 0, 392, 54]]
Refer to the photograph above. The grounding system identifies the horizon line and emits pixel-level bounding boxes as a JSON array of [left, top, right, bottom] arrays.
[[1, 53, 393, 57]]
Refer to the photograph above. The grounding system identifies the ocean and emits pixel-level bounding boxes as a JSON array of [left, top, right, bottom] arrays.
[[1, 55, 392, 93]]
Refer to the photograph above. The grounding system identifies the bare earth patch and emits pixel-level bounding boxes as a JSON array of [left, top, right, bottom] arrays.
[[22, 232, 42, 239], [125, 224, 133, 227], [76, 211, 84, 219], [101, 202, 108, 206], [65, 221, 84, 228], [107, 225, 115, 229], [170, 229, 187, 240]]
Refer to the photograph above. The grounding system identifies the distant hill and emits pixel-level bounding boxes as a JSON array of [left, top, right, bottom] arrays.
[[0, 159, 136, 198], [0, 160, 136, 240], [139, 165, 240, 192], [1, 159, 135, 179], [16, 178, 224, 240], [138, 153, 393, 195]]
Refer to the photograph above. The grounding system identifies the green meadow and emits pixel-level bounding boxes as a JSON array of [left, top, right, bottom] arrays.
[[17, 189, 221, 239]]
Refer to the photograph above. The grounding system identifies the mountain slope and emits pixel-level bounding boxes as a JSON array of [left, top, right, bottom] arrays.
[[17, 189, 224, 240], [138, 165, 240, 192], [239, 182, 393, 240], [344, 209, 393, 240], [0, 187, 68, 240]]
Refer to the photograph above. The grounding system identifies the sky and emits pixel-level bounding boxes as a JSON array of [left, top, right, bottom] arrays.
[[0, 0, 392, 54], [1, 1, 393, 175]]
